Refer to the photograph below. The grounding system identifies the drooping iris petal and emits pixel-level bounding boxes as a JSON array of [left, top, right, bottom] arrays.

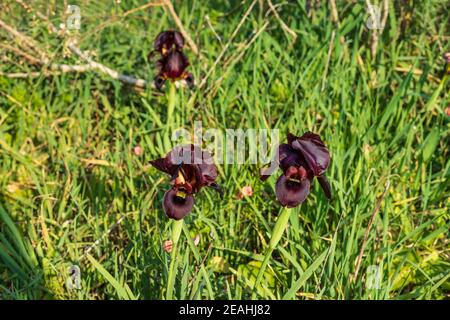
[[259, 147, 281, 181], [154, 75, 166, 91], [163, 188, 195, 220], [291, 132, 330, 176], [151, 145, 198, 177], [260, 132, 331, 207], [162, 50, 189, 79], [317, 175, 332, 199], [196, 150, 218, 186], [150, 157, 172, 175], [260, 164, 277, 181], [275, 175, 310, 208], [286, 132, 297, 145], [185, 73, 194, 89]]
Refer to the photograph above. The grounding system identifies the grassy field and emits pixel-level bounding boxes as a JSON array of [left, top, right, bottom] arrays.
[[0, 0, 449, 300]]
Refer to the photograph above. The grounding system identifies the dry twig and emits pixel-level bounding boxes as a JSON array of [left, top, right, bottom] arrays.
[[0, 64, 92, 79], [3, 2, 154, 88], [208, 22, 269, 98], [163, 0, 200, 56], [366, 0, 389, 59], [67, 42, 149, 88], [0, 19, 105, 81], [0, 18, 47, 60], [352, 180, 390, 283], [267, 0, 296, 40], [198, 0, 258, 89]]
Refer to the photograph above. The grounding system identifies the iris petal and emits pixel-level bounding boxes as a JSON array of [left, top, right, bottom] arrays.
[[317, 175, 332, 199], [169, 145, 218, 189], [150, 157, 171, 174], [163, 51, 188, 79], [163, 188, 195, 220], [260, 144, 298, 181], [154, 30, 184, 53], [291, 132, 330, 176], [275, 175, 310, 208], [152, 145, 220, 220], [197, 150, 218, 186], [279, 143, 305, 173]]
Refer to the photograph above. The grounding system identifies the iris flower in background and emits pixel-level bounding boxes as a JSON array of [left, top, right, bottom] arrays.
[[261, 132, 331, 207], [443, 52, 450, 76], [150, 145, 220, 220], [149, 30, 194, 90]]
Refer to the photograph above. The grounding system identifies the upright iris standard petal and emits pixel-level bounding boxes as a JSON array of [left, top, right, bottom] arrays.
[[260, 143, 298, 181], [163, 188, 194, 220], [154, 30, 184, 54], [196, 150, 218, 186], [278, 144, 311, 176], [291, 132, 330, 176], [275, 175, 310, 208]]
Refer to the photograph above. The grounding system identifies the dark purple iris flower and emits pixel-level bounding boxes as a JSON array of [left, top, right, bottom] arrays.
[[149, 30, 194, 90], [150, 145, 220, 220], [261, 132, 331, 208]]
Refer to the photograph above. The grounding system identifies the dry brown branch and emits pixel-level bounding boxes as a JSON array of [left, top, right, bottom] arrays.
[[163, 0, 200, 56], [123, 1, 164, 17], [198, 0, 258, 89], [0, 18, 112, 82], [366, 0, 389, 59], [267, 0, 297, 40], [0, 71, 43, 78], [9, 2, 155, 88], [79, 1, 164, 42], [15, 0, 58, 34], [0, 64, 92, 79], [0, 43, 41, 65], [67, 42, 150, 88], [208, 22, 269, 98], [0, 18, 47, 60], [329, 0, 349, 45], [380, 0, 389, 34], [329, 0, 340, 24], [351, 180, 390, 283]]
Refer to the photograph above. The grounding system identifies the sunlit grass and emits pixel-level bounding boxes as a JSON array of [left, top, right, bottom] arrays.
[[0, 0, 449, 300]]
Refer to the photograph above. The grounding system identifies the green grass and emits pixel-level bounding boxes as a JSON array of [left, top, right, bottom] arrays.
[[0, 0, 449, 300]]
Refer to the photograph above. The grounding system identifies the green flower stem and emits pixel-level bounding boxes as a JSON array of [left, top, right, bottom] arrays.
[[164, 82, 177, 151], [166, 218, 184, 300], [252, 207, 292, 299], [167, 82, 176, 128]]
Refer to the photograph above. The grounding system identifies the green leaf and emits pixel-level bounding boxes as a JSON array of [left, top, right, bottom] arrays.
[[422, 128, 440, 162], [282, 250, 328, 299], [86, 254, 136, 300]]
